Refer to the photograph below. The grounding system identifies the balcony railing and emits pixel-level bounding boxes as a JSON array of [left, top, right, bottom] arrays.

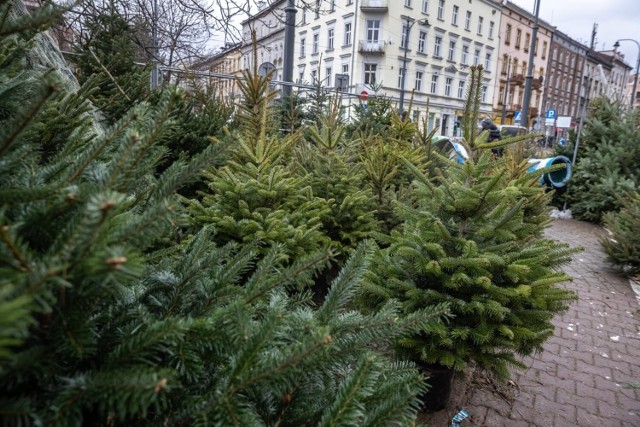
[[511, 74, 525, 85], [360, 0, 388, 12], [358, 40, 386, 54]]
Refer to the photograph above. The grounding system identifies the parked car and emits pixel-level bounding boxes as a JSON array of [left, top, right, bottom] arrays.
[[497, 125, 527, 138]]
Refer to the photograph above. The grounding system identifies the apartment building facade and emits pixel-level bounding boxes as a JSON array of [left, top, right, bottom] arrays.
[[290, 0, 502, 136], [492, 1, 552, 127], [192, 43, 244, 100], [542, 30, 588, 126]]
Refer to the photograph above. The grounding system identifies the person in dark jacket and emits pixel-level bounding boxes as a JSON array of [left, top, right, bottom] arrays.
[[480, 118, 503, 156]]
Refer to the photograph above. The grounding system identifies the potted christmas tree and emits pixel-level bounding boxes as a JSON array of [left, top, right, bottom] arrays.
[[360, 66, 578, 411]]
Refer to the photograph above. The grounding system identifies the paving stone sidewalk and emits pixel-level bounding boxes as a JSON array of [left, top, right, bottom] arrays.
[[420, 218, 640, 426]]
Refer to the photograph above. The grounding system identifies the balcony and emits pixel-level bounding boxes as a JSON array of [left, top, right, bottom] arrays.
[[358, 40, 386, 54], [360, 0, 388, 12], [509, 104, 521, 111], [532, 77, 543, 90], [511, 74, 525, 85]]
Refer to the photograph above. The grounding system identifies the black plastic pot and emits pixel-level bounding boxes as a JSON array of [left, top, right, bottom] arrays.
[[418, 362, 455, 412]]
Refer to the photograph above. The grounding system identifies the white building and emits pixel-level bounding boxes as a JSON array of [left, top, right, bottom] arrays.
[[242, 0, 502, 136]]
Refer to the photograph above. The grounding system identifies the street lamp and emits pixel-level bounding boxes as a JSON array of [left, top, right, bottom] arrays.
[[614, 39, 640, 109], [399, 17, 429, 116]]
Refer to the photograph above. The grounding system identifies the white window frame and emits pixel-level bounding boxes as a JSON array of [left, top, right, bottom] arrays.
[[418, 31, 427, 53], [422, 0, 429, 14], [327, 27, 335, 50], [485, 52, 492, 71], [444, 77, 452, 96], [465, 11, 471, 31], [461, 45, 469, 65], [366, 19, 381, 43], [300, 37, 306, 57], [448, 40, 455, 61], [312, 32, 320, 54], [434, 35, 442, 57], [415, 71, 423, 91], [452, 5, 458, 25], [344, 22, 352, 46], [437, 0, 444, 20], [477, 16, 483, 35], [430, 74, 439, 94], [364, 63, 377, 85], [457, 80, 465, 98]]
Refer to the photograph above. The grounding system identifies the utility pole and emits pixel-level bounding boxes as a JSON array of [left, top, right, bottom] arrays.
[[283, 0, 297, 97], [150, 0, 159, 89], [399, 17, 428, 115], [520, 0, 540, 130], [500, 56, 511, 125]]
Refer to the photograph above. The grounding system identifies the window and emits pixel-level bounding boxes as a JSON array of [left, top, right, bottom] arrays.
[[330, 0, 335, 11], [461, 45, 469, 65], [327, 28, 335, 50], [300, 38, 306, 57], [452, 5, 458, 25], [302, 8, 307, 24], [430, 75, 439, 94], [437, 0, 444, 19], [445, 77, 452, 96], [481, 85, 487, 102], [405, 0, 411, 6], [364, 63, 377, 85], [515, 29, 521, 49], [474, 48, 480, 65], [485, 52, 492, 71], [524, 33, 530, 52], [501, 54, 508, 74], [312, 33, 319, 54], [505, 24, 511, 45], [512, 59, 518, 75], [342, 64, 349, 74], [311, 69, 318, 83], [326, 67, 332, 86], [415, 71, 423, 91], [465, 11, 471, 30], [397, 67, 405, 88], [422, 0, 429, 13], [413, 109, 420, 123], [418, 31, 427, 53], [434, 35, 442, 57], [522, 61, 527, 75], [366, 20, 381, 43], [315, 0, 320, 19], [457, 80, 465, 98], [401, 24, 409, 49], [477, 16, 483, 35], [542, 41, 548, 59], [498, 86, 504, 104], [448, 40, 455, 61], [489, 21, 494, 39], [344, 22, 352, 46]]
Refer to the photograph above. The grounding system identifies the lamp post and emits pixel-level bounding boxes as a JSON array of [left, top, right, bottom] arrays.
[[613, 39, 640, 109], [399, 17, 429, 116]]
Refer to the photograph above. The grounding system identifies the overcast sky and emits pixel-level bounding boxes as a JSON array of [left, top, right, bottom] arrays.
[[511, 0, 640, 70]]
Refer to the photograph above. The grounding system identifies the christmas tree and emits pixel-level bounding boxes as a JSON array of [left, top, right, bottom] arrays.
[[2, 3, 449, 424]]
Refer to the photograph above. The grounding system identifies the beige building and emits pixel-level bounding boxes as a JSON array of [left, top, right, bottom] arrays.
[[192, 43, 244, 100], [492, 1, 552, 127]]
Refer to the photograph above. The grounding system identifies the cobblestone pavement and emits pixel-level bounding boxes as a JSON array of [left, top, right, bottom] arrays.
[[419, 218, 640, 426]]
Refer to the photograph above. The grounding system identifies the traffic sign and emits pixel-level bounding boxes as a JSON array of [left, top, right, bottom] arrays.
[[514, 111, 522, 123], [546, 109, 556, 119], [360, 90, 368, 102]]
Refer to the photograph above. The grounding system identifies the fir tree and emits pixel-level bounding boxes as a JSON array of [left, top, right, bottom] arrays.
[[1, 5, 451, 425], [184, 69, 331, 262], [359, 66, 578, 381], [600, 191, 640, 275], [566, 98, 640, 223]]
